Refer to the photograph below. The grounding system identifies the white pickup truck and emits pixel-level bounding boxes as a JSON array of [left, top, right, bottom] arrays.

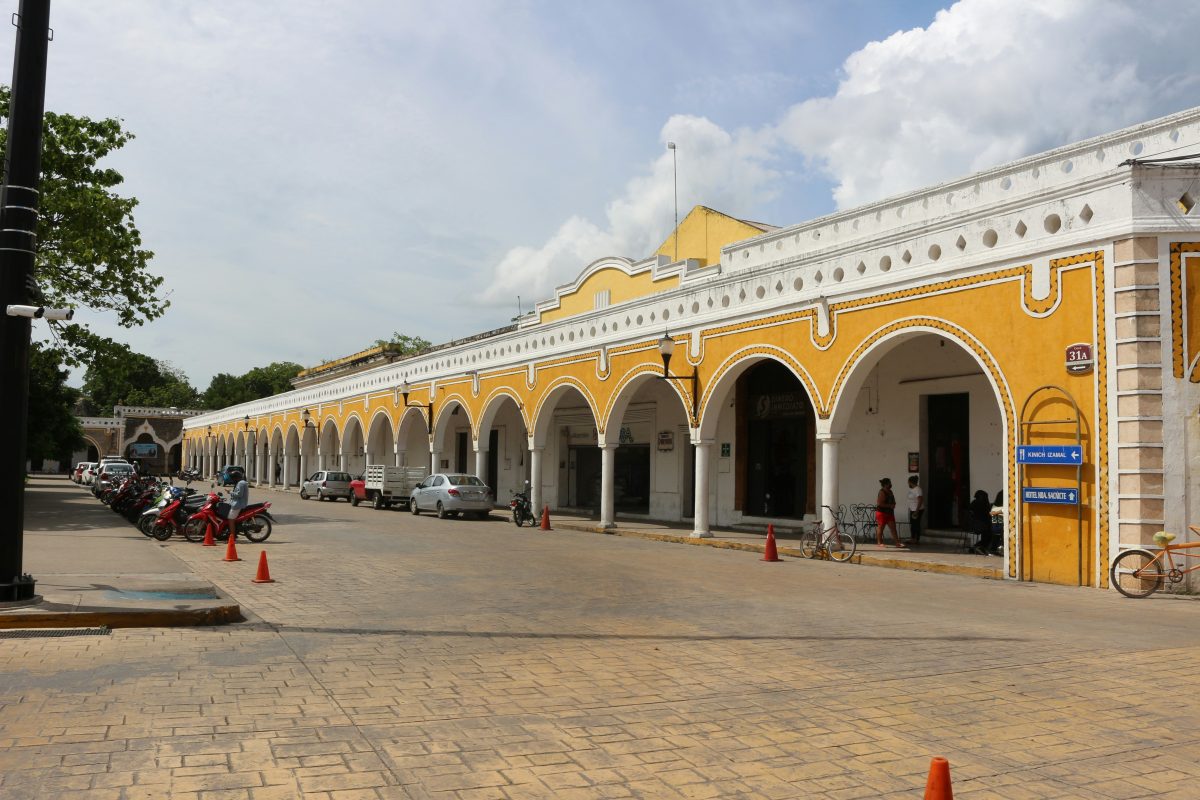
[[351, 464, 428, 510]]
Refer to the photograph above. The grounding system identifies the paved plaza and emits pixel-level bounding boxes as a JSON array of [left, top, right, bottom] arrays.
[[2, 478, 1200, 799]]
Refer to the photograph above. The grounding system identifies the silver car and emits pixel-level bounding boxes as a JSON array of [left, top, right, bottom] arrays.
[[410, 473, 492, 519], [300, 470, 353, 501]]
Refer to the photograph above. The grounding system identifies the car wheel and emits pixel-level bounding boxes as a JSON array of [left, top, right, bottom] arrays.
[[350, 493, 360, 507], [410, 497, 419, 515], [300, 488, 309, 500], [437, 502, 447, 519], [372, 493, 385, 510], [317, 490, 325, 501]]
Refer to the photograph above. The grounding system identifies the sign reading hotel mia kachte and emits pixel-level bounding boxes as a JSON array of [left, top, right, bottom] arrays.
[[1022, 487, 1080, 505], [1016, 445, 1083, 464]]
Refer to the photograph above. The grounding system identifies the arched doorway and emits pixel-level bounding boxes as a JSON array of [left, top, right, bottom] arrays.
[[476, 392, 529, 504], [342, 415, 366, 476], [396, 407, 429, 471], [432, 399, 473, 475], [531, 381, 601, 516], [319, 419, 340, 470], [366, 410, 396, 467]]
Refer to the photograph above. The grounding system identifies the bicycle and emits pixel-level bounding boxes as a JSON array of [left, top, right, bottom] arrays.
[[800, 504, 857, 562], [1110, 525, 1200, 598]]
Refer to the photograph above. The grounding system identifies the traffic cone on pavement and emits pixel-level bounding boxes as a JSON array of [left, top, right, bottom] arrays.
[[223, 528, 241, 562], [201, 523, 215, 547], [540, 505, 552, 530], [763, 524, 781, 562], [252, 550, 275, 583], [923, 757, 953, 800]]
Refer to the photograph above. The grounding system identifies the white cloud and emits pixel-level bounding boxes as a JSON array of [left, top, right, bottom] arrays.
[[773, 0, 1200, 208], [480, 114, 780, 304]]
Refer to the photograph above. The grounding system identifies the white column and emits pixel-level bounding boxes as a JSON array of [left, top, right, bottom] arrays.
[[254, 438, 263, 483], [599, 443, 616, 528], [266, 447, 275, 488], [394, 443, 402, 468], [317, 448, 326, 471], [474, 443, 489, 482], [530, 446, 544, 514], [819, 434, 843, 530], [299, 452, 308, 486], [692, 440, 713, 538], [430, 444, 440, 474]]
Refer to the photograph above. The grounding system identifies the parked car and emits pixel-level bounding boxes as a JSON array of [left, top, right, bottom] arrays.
[[352, 465, 427, 510], [72, 462, 94, 484], [82, 463, 101, 485], [300, 470, 353, 501], [409, 473, 492, 519], [95, 462, 135, 493], [219, 465, 246, 486], [349, 474, 366, 504]]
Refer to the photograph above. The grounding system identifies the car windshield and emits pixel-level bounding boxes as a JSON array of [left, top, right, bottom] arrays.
[[448, 475, 485, 486]]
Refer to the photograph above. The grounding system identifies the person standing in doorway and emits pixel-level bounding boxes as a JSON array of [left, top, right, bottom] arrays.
[[275, 460, 282, 483], [907, 475, 924, 547], [876, 478, 904, 547]]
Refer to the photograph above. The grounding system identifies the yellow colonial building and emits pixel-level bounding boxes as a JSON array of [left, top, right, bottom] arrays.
[[184, 109, 1200, 589]]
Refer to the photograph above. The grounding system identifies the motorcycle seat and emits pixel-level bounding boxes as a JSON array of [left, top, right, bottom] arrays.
[[243, 502, 267, 512]]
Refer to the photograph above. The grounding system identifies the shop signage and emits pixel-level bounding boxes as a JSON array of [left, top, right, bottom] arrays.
[[1021, 487, 1079, 505], [751, 392, 807, 419], [720, 443, 731, 457], [1065, 342, 1093, 374], [657, 430, 674, 451], [129, 443, 158, 457], [907, 452, 919, 472], [619, 426, 635, 444], [1017, 445, 1083, 464]]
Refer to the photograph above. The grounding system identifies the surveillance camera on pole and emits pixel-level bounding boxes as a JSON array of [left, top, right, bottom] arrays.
[[5, 305, 73, 320]]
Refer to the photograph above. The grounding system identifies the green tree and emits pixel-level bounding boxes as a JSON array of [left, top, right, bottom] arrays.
[[26, 343, 84, 464], [82, 342, 201, 411], [373, 332, 431, 355], [201, 361, 303, 409], [0, 86, 162, 366]]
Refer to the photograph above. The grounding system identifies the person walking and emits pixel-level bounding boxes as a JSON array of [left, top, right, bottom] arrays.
[[875, 478, 904, 547], [907, 475, 924, 547]]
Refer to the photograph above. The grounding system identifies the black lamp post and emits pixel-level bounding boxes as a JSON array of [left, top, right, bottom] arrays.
[[0, 0, 52, 604], [398, 378, 434, 432], [657, 332, 699, 417], [301, 409, 314, 429]]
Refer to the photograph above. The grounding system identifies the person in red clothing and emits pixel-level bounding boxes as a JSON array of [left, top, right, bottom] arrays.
[[875, 477, 904, 547]]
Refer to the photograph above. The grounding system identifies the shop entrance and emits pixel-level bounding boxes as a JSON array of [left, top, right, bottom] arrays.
[[926, 393, 970, 528], [569, 444, 650, 514], [740, 361, 814, 519]]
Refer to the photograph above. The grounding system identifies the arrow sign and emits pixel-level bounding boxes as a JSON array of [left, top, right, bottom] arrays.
[[1017, 445, 1083, 465], [1022, 487, 1080, 505]]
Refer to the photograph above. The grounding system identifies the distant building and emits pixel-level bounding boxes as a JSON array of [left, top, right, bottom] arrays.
[[74, 406, 206, 474]]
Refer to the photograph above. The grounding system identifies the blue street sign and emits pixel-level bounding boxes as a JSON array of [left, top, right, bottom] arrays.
[[1017, 445, 1083, 465], [1022, 487, 1080, 505]]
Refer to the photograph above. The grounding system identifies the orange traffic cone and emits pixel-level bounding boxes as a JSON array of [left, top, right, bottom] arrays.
[[223, 527, 241, 562], [923, 757, 953, 800], [763, 524, 780, 562], [201, 522, 215, 547], [540, 505, 552, 531], [252, 550, 275, 583]]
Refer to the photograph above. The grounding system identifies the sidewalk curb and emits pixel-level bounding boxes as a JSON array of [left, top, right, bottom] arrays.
[[0, 604, 243, 630], [551, 521, 1004, 580]]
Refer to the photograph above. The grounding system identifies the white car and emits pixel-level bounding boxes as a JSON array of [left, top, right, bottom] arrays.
[[410, 473, 493, 519], [81, 463, 100, 485]]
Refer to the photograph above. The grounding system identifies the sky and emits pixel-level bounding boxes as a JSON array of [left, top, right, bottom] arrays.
[[9, 0, 1200, 390]]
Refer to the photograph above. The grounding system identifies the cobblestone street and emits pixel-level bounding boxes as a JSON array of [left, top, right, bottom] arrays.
[[3, 478, 1199, 799]]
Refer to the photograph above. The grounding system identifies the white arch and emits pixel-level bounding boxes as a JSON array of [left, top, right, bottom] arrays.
[[601, 363, 692, 435], [366, 409, 397, 466], [531, 379, 600, 448], [697, 348, 818, 441]]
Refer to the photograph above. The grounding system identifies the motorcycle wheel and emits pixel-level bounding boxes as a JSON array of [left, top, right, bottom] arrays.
[[138, 516, 156, 536], [240, 517, 272, 543], [513, 508, 523, 527], [182, 518, 208, 543], [152, 523, 174, 542]]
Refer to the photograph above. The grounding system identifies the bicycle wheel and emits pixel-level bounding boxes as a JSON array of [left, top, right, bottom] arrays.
[[827, 529, 857, 562], [1111, 549, 1164, 598], [799, 528, 820, 559]]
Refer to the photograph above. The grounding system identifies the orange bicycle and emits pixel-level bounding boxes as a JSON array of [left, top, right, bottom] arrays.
[[1110, 525, 1200, 598]]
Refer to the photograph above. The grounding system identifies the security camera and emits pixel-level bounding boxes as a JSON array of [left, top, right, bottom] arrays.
[[42, 307, 74, 321], [6, 305, 44, 318]]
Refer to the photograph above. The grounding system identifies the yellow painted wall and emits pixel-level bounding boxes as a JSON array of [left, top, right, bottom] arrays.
[[539, 267, 679, 324], [656, 206, 769, 267]]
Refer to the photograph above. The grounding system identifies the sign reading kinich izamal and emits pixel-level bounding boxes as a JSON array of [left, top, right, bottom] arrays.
[[1016, 445, 1083, 465]]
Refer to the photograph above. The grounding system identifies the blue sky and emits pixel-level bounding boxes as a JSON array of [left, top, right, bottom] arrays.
[[11, 0, 1200, 390]]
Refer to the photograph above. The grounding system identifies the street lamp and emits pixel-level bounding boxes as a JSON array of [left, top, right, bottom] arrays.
[[658, 332, 699, 417], [242, 415, 250, 431], [301, 409, 314, 428], [398, 378, 434, 432], [667, 141, 678, 262]]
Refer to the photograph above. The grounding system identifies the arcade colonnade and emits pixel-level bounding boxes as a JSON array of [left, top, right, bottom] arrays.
[[185, 108, 1200, 588]]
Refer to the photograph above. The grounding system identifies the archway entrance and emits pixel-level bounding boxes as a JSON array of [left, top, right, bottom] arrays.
[[741, 361, 814, 519]]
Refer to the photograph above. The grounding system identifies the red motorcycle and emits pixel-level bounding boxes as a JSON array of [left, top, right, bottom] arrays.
[[182, 492, 274, 543]]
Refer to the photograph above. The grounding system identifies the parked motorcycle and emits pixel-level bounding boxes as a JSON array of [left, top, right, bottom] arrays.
[[182, 491, 274, 543], [138, 486, 202, 539], [510, 482, 536, 527]]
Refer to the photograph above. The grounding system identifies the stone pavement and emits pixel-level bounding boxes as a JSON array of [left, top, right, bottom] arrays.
[[2, 477, 1200, 799]]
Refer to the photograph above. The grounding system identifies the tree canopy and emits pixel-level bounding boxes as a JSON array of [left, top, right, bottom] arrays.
[[373, 332, 431, 355], [26, 343, 84, 464], [0, 85, 162, 366], [201, 361, 304, 409], [82, 342, 201, 411]]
